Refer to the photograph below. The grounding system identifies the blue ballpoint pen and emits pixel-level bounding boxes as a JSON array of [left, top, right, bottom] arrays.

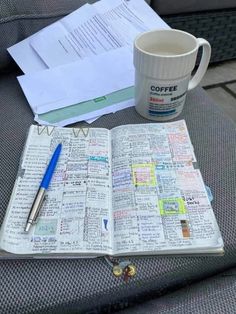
[[24, 143, 62, 232]]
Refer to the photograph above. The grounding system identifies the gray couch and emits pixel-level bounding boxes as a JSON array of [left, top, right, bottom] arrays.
[[0, 1, 236, 313]]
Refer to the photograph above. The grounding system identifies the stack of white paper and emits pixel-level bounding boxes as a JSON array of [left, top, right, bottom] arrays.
[[8, 0, 169, 125]]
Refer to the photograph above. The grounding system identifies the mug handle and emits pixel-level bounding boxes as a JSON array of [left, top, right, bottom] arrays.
[[188, 38, 211, 90]]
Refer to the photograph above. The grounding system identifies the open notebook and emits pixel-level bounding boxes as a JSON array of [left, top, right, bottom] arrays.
[[0, 120, 224, 258]]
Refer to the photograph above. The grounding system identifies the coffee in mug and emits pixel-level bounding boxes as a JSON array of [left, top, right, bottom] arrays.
[[133, 29, 211, 121]]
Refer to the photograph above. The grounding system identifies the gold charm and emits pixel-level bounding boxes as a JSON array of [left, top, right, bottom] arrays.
[[113, 265, 123, 277], [124, 264, 137, 282], [126, 264, 137, 277]]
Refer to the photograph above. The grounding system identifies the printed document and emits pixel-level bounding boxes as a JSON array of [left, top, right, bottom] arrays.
[[8, 0, 169, 73], [7, 3, 92, 74], [7, 0, 170, 124]]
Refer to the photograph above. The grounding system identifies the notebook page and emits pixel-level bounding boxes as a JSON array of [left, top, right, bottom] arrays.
[[110, 121, 223, 255], [0, 126, 113, 255]]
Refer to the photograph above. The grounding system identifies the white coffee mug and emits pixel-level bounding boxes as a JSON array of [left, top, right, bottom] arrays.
[[133, 29, 211, 121]]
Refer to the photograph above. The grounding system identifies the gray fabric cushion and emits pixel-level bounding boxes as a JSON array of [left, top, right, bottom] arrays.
[[121, 267, 236, 313], [152, 0, 236, 15], [0, 0, 87, 71], [0, 71, 236, 313]]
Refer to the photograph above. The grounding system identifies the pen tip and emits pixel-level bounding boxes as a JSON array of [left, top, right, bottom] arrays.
[[24, 223, 31, 233]]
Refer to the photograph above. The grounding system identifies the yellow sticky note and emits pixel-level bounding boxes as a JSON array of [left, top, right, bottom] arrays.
[[132, 163, 156, 186]]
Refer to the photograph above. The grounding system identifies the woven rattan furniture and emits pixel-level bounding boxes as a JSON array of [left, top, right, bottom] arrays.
[[0, 1, 236, 313], [151, 0, 236, 63], [163, 9, 236, 63]]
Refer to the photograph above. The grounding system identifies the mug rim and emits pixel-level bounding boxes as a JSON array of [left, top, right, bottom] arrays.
[[134, 29, 199, 58]]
